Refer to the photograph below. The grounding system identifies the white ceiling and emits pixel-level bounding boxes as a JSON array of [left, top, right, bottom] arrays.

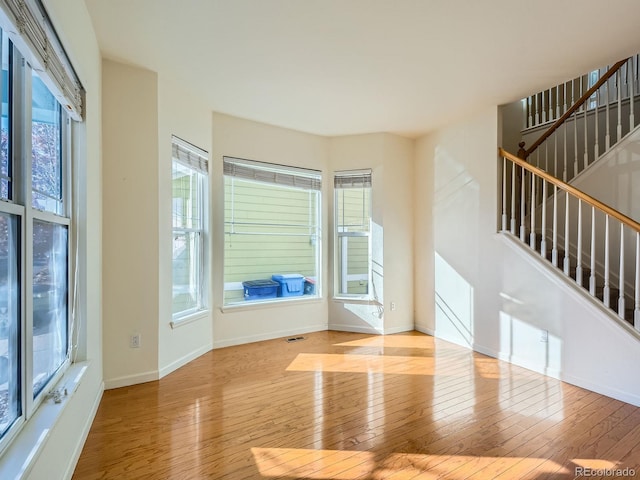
[[84, 0, 640, 138]]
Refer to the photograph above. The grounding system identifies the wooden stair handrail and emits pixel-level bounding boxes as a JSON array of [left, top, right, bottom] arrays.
[[524, 58, 629, 158], [499, 147, 640, 232]]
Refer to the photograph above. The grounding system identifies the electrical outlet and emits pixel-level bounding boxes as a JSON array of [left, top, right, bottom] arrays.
[[130, 334, 141, 348], [540, 329, 548, 343], [390, 302, 396, 311]]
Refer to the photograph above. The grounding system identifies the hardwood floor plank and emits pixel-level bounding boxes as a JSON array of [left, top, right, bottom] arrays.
[[72, 331, 640, 479]]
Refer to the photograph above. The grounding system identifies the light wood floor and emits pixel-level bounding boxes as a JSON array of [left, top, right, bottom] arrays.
[[73, 331, 640, 479]]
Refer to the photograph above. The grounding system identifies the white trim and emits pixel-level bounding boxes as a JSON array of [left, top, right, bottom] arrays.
[[212, 324, 327, 350], [327, 323, 383, 335], [221, 296, 322, 313], [170, 310, 209, 329], [104, 370, 159, 390], [62, 380, 103, 480], [414, 324, 435, 336], [383, 325, 414, 335], [0, 362, 91, 480], [158, 343, 212, 379]]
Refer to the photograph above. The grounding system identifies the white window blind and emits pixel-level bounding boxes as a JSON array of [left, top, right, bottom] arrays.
[[0, 0, 84, 120], [334, 169, 372, 189], [172, 136, 208, 175], [224, 156, 321, 191]]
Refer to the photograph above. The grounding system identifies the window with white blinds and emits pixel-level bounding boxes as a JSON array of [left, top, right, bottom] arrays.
[[334, 170, 372, 298], [223, 157, 321, 305], [172, 136, 208, 320]]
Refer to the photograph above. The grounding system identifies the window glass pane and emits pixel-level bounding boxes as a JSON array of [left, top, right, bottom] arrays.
[[337, 236, 369, 295], [0, 32, 10, 201], [0, 213, 20, 437], [224, 176, 320, 304], [32, 220, 67, 397], [173, 162, 201, 230], [31, 72, 62, 215], [335, 186, 371, 297], [172, 231, 201, 314]]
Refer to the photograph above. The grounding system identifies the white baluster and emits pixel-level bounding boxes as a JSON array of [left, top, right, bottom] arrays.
[[556, 84, 561, 119], [618, 223, 625, 318], [520, 167, 526, 241], [576, 199, 583, 287], [552, 186, 558, 267], [502, 157, 507, 231], [541, 181, 547, 257], [548, 88, 553, 121], [563, 122, 568, 181], [541, 91, 546, 123], [530, 173, 536, 248], [604, 214, 611, 308], [554, 130, 558, 178], [535, 93, 539, 125], [510, 160, 516, 234], [583, 99, 589, 170], [544, 142, 547, 172], [563, 82, 568, 113], [590, 206, 597, 295], [564, 195, 570, 275], [605, 73, 611, 150], [527, 96, 532, 128], [594, 85, 600, 160], [617, 69, 623, 142], [630, 57, 635, 130], [573, 109, 579, 178], [635, 231, 640, 330]]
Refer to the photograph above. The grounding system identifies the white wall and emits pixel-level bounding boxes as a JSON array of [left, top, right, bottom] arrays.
[[157, 76, 213, 377], [102, 60, 160, 387], [414, 106, 640, 406], [26, 0, 104, 478], [211, 113, 330, 347], [327, 134, 414, 334]]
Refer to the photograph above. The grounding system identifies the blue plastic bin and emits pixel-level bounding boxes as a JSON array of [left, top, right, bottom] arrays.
[[271, 274, 305, 297], [243, 279, 279, 301]]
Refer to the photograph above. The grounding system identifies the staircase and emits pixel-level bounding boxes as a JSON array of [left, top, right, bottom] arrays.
[[499, 55, 640, 333]]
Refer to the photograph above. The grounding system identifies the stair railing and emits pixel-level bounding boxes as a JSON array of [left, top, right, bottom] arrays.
[[500, 147, 640, 331], [520, 57, 637, 183]]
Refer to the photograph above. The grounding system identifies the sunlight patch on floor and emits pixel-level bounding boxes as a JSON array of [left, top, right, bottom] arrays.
[[251, 447, 570, 479], [334, 335, 433, 350], [286, 353, 436, 375]]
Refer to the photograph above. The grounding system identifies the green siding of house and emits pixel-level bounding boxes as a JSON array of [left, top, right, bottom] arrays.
[[224, 177, 319, 303]]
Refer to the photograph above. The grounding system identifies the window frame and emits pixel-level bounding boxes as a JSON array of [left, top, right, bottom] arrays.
[[171, 136, 209, 322], [0, 36, 73, 456], [333, 169, 372, 301], [222, 156, 322, 306]]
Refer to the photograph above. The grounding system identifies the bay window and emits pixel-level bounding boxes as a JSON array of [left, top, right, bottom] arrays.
[[172, 137, 208, 319], [334, 170, 372, 298], [0, 0, 83, 454], [223, 157, 321, 305]]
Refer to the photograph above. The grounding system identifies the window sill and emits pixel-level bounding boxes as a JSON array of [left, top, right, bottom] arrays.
[[170, 310, 210, 329], [221, 295, 322, 313], [0, 361, 90, 480], [333, 296, 381, 306]]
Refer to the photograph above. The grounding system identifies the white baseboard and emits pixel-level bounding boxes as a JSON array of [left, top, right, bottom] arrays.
[[383, 324, 415, 335], [158, 343, 213, 379], [64, 380, 104, 480], [212, 324, 328, 349], [414, 324, 435, 336], [327, 323, 383, 334], [104, 370, 159, 390]]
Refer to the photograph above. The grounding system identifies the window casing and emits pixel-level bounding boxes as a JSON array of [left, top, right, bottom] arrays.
[[172, 137, 208, 320], [0, 27, 72, 455], [334, 170, 372, 299], [223, 157, 321, 305]]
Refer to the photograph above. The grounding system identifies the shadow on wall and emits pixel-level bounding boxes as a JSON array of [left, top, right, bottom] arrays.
[[434, 251, 474, 347]]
